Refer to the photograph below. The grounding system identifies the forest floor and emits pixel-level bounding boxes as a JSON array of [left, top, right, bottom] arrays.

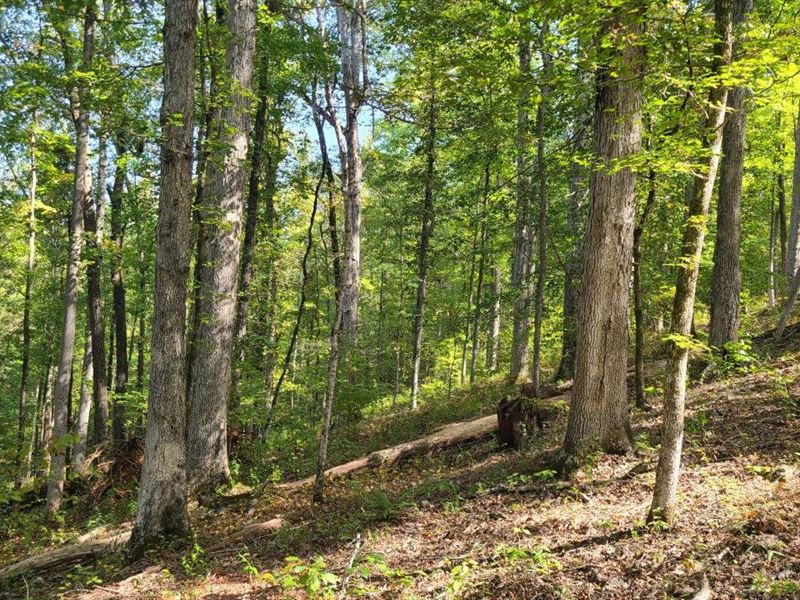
[[2, 334, 800, 598]]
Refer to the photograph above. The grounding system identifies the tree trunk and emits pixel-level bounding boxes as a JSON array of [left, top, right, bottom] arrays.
[[769, 189, 777, 309], [560, 3, 644, 462], [531, 35, 551, 393], [708, 0, 751, 347], [47, 6, 95, 518], [410, 85, 436, 410], [128, 0, 197, 556], [470, 163, 491, 385], [650, 0, 733, 524], [633, 169, 657, 409], [486, 265, 501, 372], [15, 116, 37, 487], [510, 39, 534, 382], [786, 98, 800, 280], [187, 0, 257, 493], [111, 142, 128, 445], [72, 334, 93, 474], [86, 134, 108, 448]]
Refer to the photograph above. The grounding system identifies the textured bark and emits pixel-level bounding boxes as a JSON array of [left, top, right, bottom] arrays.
[[633, 170, 657, 409], [128, 0, 197, 556], [335, 0, 368, 341], [86, 135, 108, 447], [111, 142, 128, 445], [15, 118, 37, 486], [187, 0, 256, 493], [72, 335, 93, 474], [777, 170, 787, 274], [650, 0, 733, 524], [561, 4, 644, 461], [47, 6, 95, 518], [708, 0, 751, 347], [510, 39, 534, 382], [787, 98, 800, 280], [232, 2, 281, 406], [531, 35, 551, 393], [410, 86, 436, 410]]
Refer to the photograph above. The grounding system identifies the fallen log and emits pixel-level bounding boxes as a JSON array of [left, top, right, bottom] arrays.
[[209, 516, 284, 551], [279, 413, 501, 490], [0, 530, 131, 582]]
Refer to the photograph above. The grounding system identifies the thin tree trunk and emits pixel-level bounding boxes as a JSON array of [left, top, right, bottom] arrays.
[[633, 169, 657, 409], [47, 6, 95, 518], [187, 0, 257, 493], [15, 115, 37, 487], [560, 3, 644, 463], [110, 141, 128, 445], [531, 34, 551, 393], [470, 163, 491, 385], [86, 134, 108, 447], [410, 84, 436, 410], [510, 38, 534, 382], [786, 98, 800, 280], [486, 265, 501, 372], [128, 0, 197, 556], [650, 0, 733, 524], [769, 189, 777, 309], [72, 334, 93, 474]]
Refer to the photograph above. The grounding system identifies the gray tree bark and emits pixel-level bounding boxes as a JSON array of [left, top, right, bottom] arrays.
[[410, 85, 436, 409], [187, 0, 257, 493], [650, 0, 733, 524], [486, 265, 501, 372], [786, 98, 800, 280], [128, 0, 197, 556], [111, 141, 128, 445], [510, 39, 534, 383], [560, 2, 644, 462], [72, 334, 93, 475], [633, 169, 657, 409], [47, 5, 95, 518], [708, 0, 752, 347]]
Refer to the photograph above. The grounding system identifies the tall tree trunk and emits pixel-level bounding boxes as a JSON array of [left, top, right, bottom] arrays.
[[560, 2, 644, 463], [786, 98, 800, 280], [510, 39, 533, 382], [708, 0, 751, 347], [555, 110, 589, 381], [86, 135, 108, 447], [633, 169, 657, 409], [111, 142, 128, 445], [232, 1, 281, 406], [486, 265, 501, 372], [769, 189, 777, 308], [777, 169, 787, 276], [128, 0, 197, 556], [47, 6, 95, 518], [531, 34, 551, 393], [470, 163, 491, 385], [187, 0, 256, 493], [410, 84, 436, 410], [650, 0, 733, 524], [15, 115, 37, 487], [335, 0, 368, 341], [72, 334, 93, 474]]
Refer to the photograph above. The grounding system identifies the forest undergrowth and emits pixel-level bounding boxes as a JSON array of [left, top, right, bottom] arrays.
[[1, 319, 799, 599]]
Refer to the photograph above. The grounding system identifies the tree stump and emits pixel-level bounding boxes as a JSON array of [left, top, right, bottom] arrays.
[[497, 395, 543, 450]]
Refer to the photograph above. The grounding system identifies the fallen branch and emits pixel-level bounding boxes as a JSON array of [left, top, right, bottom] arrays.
[[0, 531, 131, 582], [209, 517, 284, 551]]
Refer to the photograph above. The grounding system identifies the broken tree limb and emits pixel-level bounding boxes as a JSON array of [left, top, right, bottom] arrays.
[[0, 530, 131, 582], [209, 516, 284, 551]]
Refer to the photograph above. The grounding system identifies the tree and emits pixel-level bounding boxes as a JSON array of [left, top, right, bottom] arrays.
[[128, 0, 197, 556], [708, 0, 753, 348], [46, 3, 96, 518], [650, 0, 734, 524], [187, 0, 257, 493], [560, 1, 645, 463]]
